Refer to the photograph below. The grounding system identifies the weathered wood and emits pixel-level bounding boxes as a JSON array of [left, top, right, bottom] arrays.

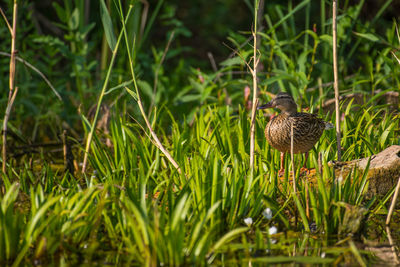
[[330, 145, 400, 196]]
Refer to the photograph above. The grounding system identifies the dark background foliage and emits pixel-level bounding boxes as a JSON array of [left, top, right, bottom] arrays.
[[0, 0, 399, 141]]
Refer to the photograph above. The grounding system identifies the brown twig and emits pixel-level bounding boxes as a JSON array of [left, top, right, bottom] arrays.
[[81, 7, 130, 174], [332, 0, 342, 162], [290, 121, 296, 193], [222, 42, 254, 75], [0, 52, 61, 100], [385, 226, 400, 264], [386, 176, 400, 225], [134, 89, 182, 174], [386, 23, 400, 225], [2, 0, 18, 175], [249, 0, 260, 173], [2, 87, 18, 173], [118, 4, 182, 175], [8, 2, 17, 101], [0, 6, 12, 33]]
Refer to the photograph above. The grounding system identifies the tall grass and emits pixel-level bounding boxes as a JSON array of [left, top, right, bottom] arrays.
[[1, 100, 398, 265], [0, 0, 399, 265]]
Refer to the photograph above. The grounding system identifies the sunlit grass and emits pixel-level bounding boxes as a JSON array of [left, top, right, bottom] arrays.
[[1, 0, 399, 265], [1, 101, 398, 265]]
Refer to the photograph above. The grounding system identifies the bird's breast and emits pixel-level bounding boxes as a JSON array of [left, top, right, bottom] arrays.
[[264, 113, 325, 154]]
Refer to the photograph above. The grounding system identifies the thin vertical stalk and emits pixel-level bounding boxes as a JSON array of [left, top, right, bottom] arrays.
[[81, 9, 130, 174], [8, 1, 17, 101], [119, 3, 181, 174], [2, 88, 18, 175], [385, 226, 400, 264], [386, 176, 400, 225], [2, 0, 18, 174], [332, 0, 342, 161], [290, 121, 296, 193], [249, 0, 260, 173]]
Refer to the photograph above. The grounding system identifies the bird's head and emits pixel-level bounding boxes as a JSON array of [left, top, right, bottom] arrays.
[[258, 92, 297, 114]]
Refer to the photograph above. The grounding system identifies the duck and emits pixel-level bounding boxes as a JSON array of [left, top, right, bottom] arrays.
[[258, 92, 333, 174]]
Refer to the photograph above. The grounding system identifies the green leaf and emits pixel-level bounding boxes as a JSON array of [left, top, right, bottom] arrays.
[[353, 32, 379, 42], [125, 86, 138, 101], [210, 227, 248, 253], [100, 0, 116, 50], [68, 8, 79, 30], [137, 80, 153, 99], [220, 56, 243, 67], [52, 2, 66, 23], [180, 94, 201, 103], [105, 80, 133, 95], [320, 34, 333, 46]]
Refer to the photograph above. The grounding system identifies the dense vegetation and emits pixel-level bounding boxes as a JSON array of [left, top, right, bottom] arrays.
[[0, 0, 399, 265]]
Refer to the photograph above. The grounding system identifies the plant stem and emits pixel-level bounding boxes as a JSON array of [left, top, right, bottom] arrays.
[[0, 52, 61, 100], [120, 3, 182, 174], [2, 0, 18, 175], [81, 8, 130, 174], [291, 121, 296, 193], [332, 0, 342, 161], [249, 0, 260, 173], [386, 175, 400, 225]]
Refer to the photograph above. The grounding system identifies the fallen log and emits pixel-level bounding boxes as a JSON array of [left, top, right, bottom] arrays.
[[329, 145, 400, 197]]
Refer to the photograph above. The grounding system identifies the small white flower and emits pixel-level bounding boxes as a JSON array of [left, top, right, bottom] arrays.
[[244, 217, 253, 227], [269, 226, 278, 235], [321, 252, 326, 258], [262, 208, 273, 219], [270, 239, 277, 244]]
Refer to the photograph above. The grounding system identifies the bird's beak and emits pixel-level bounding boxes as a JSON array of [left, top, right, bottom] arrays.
[[257, 101, 274, 110]]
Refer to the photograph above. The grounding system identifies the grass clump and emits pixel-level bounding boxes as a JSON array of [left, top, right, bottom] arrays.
[[0, 0, 399, 266]]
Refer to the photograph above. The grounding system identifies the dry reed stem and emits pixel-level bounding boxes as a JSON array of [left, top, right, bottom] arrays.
[[0, 52, 61, 100], [392, 51, 400, 65], [249, 0, 260, 173], [385, 226, 400, 264], [290, 121, 296, 193], [384, 24, 400, 225], [386, 24, 400, 225], [2, 1, 18, 174], [8, 1, 17, 100], [2, 88, 18, 174], [81, 21, 127, 174], [332, 0, 342, 161], [386, 176, 400, 225], [136, 94, 182, 174], [0, 7, 12, 33], [305, 175, 309, 218], [117, 5, 182, 175]]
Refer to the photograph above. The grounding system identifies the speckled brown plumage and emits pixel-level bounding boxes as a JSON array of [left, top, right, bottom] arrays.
[[265, 112, 327, 154], [258, 92, 333, 173]]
